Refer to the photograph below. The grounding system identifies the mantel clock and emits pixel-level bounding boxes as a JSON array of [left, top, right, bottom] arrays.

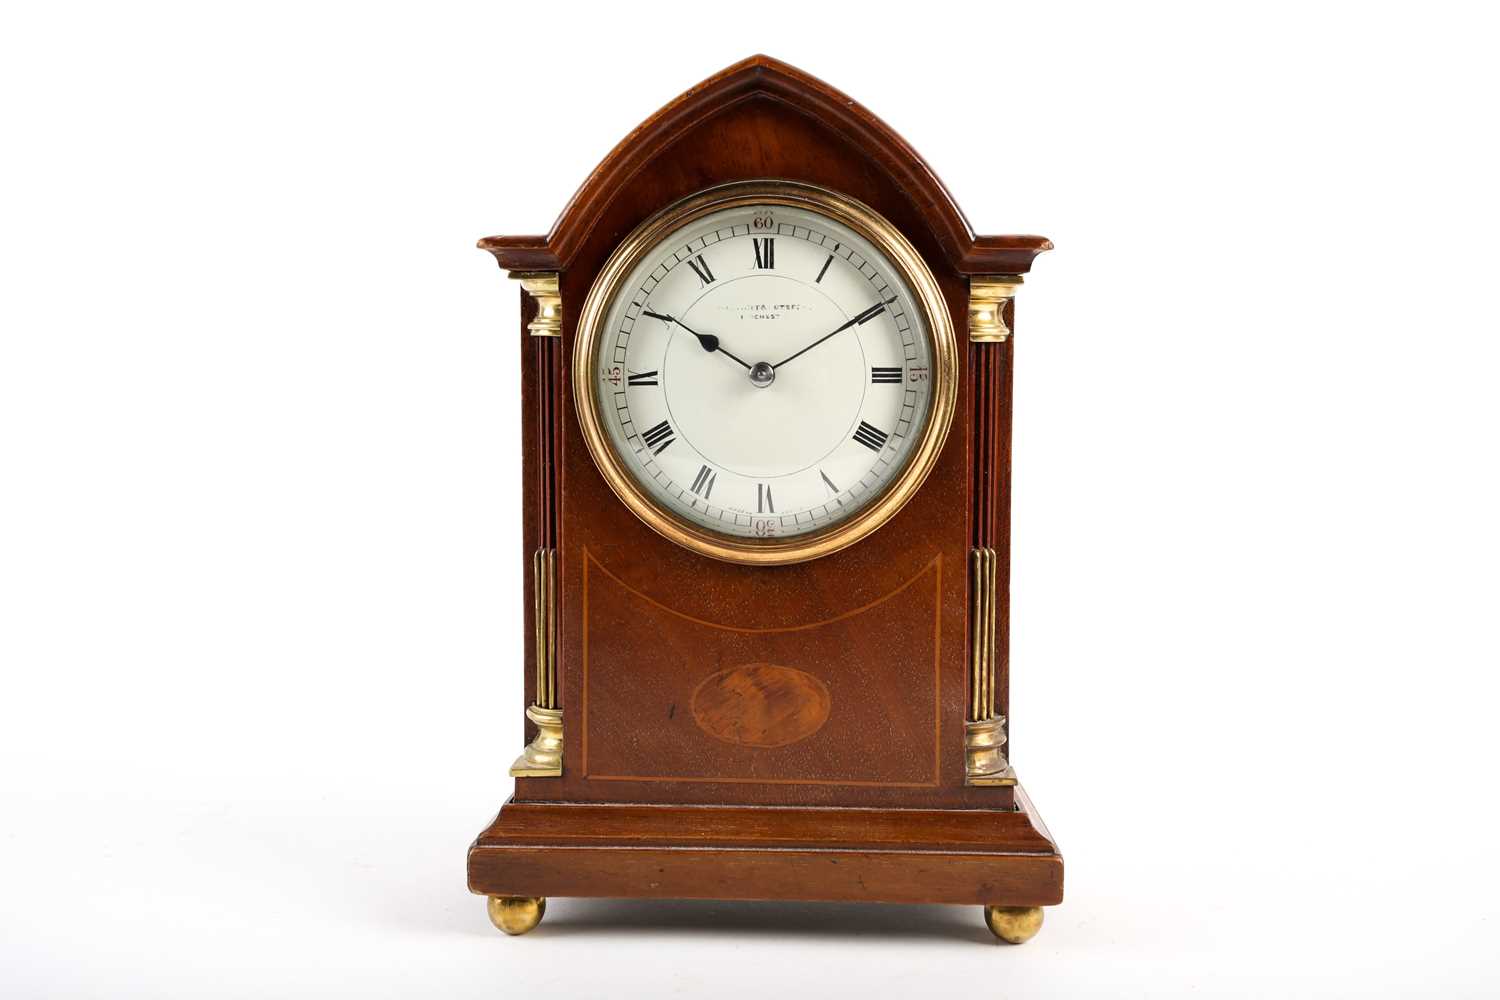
[[468, 56, 1063, 944]]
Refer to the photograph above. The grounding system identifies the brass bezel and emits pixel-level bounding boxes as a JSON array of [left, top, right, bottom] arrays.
[[573, 180, 957, 566]]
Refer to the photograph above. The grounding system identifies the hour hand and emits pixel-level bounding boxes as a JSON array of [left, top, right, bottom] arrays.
[[643, 310, 752, 370], [643, 309, 716, 352]]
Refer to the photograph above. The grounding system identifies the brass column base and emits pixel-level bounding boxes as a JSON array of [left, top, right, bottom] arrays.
[[509, 704, 563, 777], [984, 904, 1044, 944], [488, 895, 546, 935], [964, 717, 1017, 785]]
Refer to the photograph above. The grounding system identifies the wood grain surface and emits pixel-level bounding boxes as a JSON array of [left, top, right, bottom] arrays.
[[472, 54, 1060, 906], [470, 786, 1063, 905]]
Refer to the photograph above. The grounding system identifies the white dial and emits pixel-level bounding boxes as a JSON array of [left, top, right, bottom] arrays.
[[590, 199, 935, 542]]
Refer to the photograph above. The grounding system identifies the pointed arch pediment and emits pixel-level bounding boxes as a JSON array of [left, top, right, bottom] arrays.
[[480, 55, 1049, 276]]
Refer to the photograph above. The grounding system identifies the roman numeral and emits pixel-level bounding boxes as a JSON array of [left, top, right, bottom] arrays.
[[690, 464, 716, 499], [686, 254, 715, 286], [627, 370, 659, 386], [752, 237, 775, 269], [815, 254, 833, 283], [820, 470, 839, 493], [871, 367, 902, 384], [641, 419, 675, 454], [757, 483, 774, 513], [852, 421, 889, 452]]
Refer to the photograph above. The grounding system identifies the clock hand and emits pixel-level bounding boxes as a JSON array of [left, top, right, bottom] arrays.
[[643, 309, 753, 371], [772, 300, 889, 370]]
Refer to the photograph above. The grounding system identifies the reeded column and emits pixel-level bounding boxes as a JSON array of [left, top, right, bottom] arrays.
[[965, 276, 1022, 786], [509, 273, 563, 778]]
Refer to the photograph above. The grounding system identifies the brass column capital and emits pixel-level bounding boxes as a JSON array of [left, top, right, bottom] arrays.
[[969, 275, 1023, 343], [511, 272, 562, 337]]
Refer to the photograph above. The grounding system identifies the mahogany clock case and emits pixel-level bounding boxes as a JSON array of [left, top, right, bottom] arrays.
[[469, 55, 1062, 914]]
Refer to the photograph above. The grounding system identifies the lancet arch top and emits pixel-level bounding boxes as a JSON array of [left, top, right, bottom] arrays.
[[479, 55, 1051, 276]]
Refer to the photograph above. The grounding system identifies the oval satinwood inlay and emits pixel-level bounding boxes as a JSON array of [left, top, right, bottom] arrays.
[[690, 663, 832, 748]]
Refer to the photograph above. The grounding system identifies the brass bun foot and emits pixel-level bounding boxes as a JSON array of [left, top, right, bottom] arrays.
[[984, 904, 1044, 944], [487, 895, 546, 936]]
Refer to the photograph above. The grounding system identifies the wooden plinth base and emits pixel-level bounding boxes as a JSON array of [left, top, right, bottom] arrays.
[[468, 784, 1062, 908]]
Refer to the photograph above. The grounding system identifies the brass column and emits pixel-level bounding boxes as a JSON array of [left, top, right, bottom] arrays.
[[965, 276, 1022, 786], [509, 273, 563, 778]]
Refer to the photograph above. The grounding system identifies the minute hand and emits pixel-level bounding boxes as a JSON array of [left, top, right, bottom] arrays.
[[772, 302, 887, 370]]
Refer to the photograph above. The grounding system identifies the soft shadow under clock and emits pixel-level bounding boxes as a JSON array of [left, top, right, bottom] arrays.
[[533, 898, 994, 943]]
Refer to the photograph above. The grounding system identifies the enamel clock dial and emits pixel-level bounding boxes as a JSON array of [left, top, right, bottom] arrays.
[[574, 182, 957, 564]]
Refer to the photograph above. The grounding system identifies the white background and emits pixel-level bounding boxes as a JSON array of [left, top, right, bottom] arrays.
[[3, 2, 1497, 997]]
